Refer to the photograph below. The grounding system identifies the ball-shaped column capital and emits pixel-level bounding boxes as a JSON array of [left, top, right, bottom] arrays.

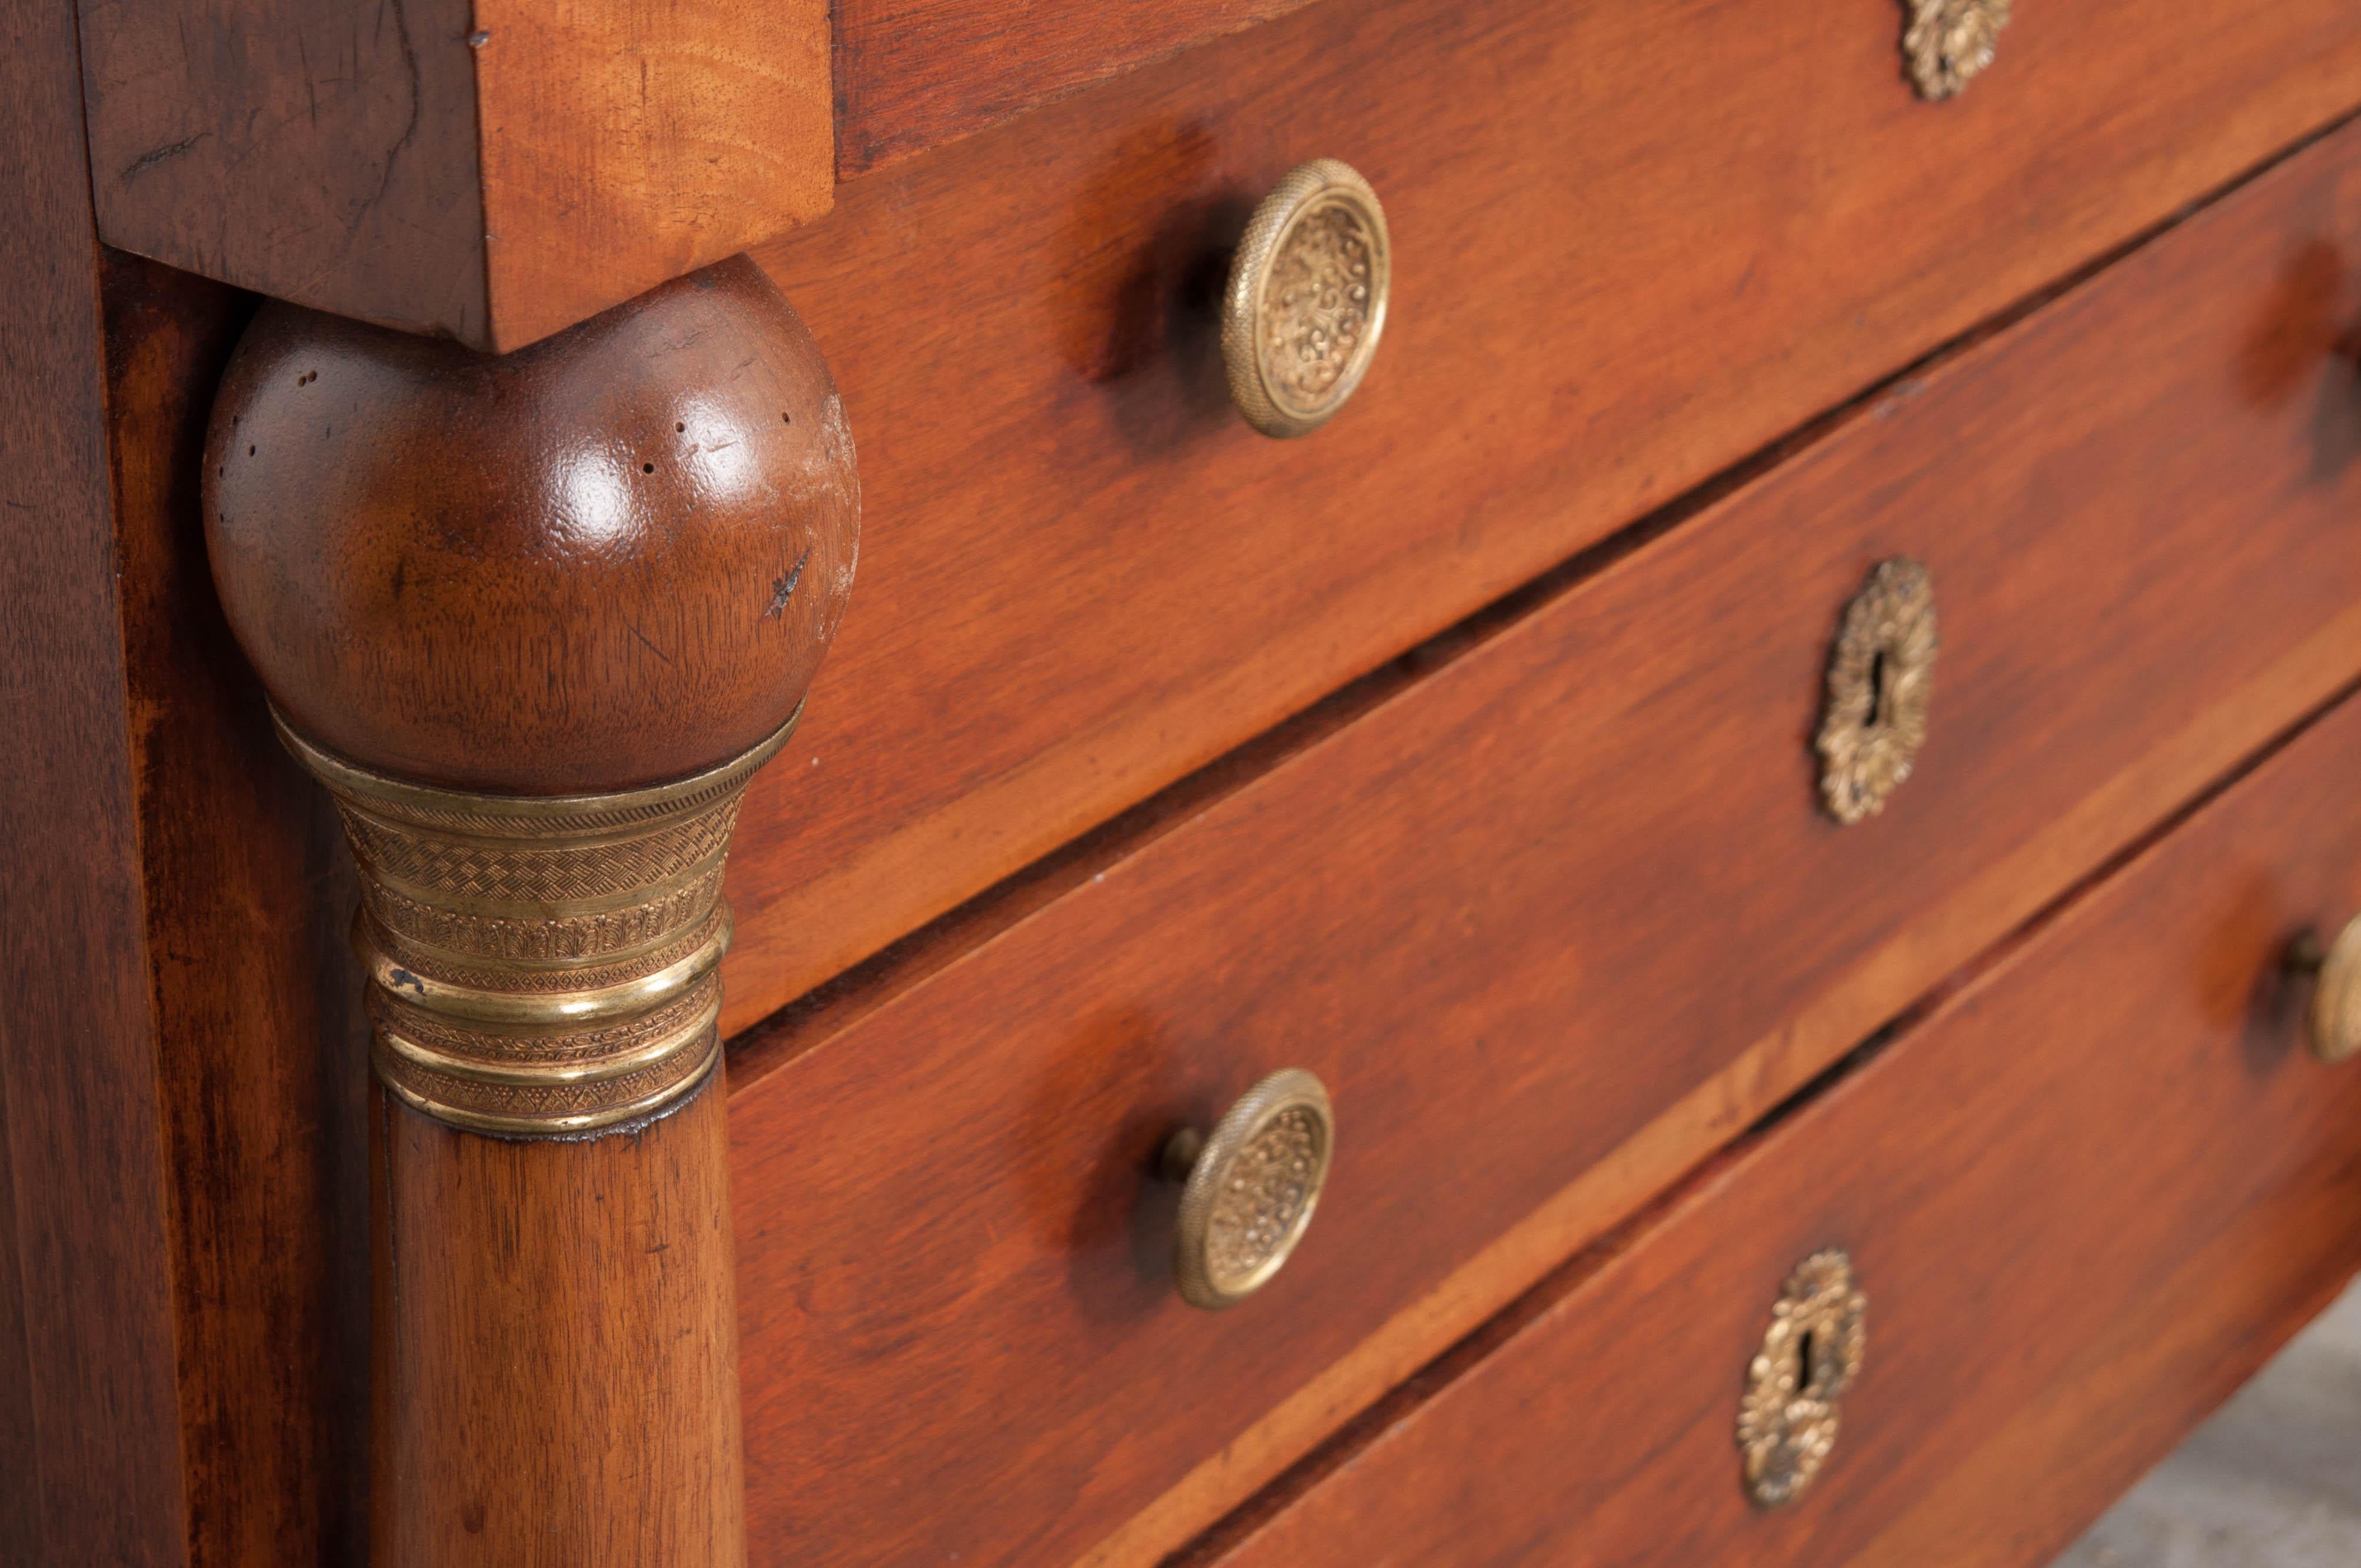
[[205, 256, 859, 794]]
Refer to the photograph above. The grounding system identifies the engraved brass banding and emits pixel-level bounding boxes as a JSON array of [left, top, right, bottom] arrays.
[[1162, 1068, 1335, 1309], [1222, 159, 1391, 439], [278, 707, 797, 1137], [1738, 1249, 1868, 1509], [1817, 558, 1938, 825], [1904, 0, 2012, 100], [2289, 916, 2361, 1064]]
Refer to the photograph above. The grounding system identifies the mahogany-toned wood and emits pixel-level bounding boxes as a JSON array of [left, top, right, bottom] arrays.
[[0, 1099, 35, 1552], [1850, 1162, 2361, 1568], [834, 0, 1313, 176], [0, 0, 191, 1559], [76, 0, 833, 353], [205, 256, 859, 794], [79, 0, 484, 340], [1185, 688, 2361, 1568], [374, 1075, 746, 1564], [724, 113, 2361, 1568], [721, 0, 2361, 1034], [201, 258, 858, 1557], [103, 251, 374, 1565]]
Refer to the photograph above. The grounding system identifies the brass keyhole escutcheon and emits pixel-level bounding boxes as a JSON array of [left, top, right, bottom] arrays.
[[1817, 558, 1938, 825], [1738, 1250, 1868, 1509]]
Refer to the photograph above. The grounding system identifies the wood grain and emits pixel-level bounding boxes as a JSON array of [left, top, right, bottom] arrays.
[[726, 112, 2361, 1568], [78, 0, 485, 339], [0, 1070, 36, 1552], [103, 251, 374, 1567], [204, 256, 859, 793], [724, 0, 2361, 1035], [1188, 687, 2361, 1568], [1849, 1158, 2361, 1568], [76, 0, 833, 352], [471, 0, 833, 350], [834, 0, 1314, 176], [373, 1075, 746, 1565], [0, 2, 191, 1559], [199, 255, 862, 1556]]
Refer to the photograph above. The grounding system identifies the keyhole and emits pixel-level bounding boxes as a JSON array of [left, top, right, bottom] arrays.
[[1796, 1329, 1817, 1393], [1863, 651, 1889, 729]]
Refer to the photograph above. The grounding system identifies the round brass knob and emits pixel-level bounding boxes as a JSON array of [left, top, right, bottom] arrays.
[[1160, 1068, 1334, 1309], [1222, 160, 1391, 439], [1904, 0, 2011, 101], [2290, 916, 2361, 1064]]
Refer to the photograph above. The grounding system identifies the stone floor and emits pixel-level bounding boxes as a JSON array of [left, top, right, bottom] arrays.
[[2053, 1280, 2361, 1567]]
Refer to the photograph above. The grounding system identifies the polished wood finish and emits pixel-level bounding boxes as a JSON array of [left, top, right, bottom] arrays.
[[206, 256, 859, 793], [78, 0, 833, 352], [1853, 1162, 2361, 1567], [105, 251, 374, 1564], [725, 113, 2361, 1568], [835, 0, 1312, 175], [203, 258, 857, 1559], [4, 0, 2351, 1559], [0, 0, 190, 1557], [468, 0, 831, 349], [374, 1077, 745, 1564], [722, 0, 2361, 1034], [1188, 688, 2361, 1568]]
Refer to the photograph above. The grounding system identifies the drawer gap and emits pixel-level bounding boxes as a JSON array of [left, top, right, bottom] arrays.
[[1160, 665, 2361, 1568]]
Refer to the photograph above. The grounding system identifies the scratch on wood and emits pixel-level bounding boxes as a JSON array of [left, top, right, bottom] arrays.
[[122, 133, 210, 182], [766, 549, 810, 619], [360, 0, 426, 226], [624, 619, 676, 664]]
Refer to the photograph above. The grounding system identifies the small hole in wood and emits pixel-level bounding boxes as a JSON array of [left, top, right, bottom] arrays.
[[781, 412, 792, 424], [247, 445, 256, 456], [1797, 1329, 1817, 1392], [641, 462, 655, 474], [1864, 650, 1888, 728], [676, 422, 686, 432]]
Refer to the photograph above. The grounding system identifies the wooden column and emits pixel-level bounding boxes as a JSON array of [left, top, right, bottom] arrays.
[[201, 258, 859, 1563]]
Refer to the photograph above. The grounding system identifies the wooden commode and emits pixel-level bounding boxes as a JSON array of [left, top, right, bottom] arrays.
[[6, 1, 2361, 1563]]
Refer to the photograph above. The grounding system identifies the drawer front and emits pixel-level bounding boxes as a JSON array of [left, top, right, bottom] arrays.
[[719, 0, 2361, 1032], [834, 0, 1309, 175], [1191, 687, 2361, 1568], [728, 118, 2361, 1566]]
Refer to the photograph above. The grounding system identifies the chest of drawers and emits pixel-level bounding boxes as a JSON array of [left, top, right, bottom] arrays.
[[8, 1, 2361, 1564]]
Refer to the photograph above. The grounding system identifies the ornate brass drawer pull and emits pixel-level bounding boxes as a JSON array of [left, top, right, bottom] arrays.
[[1817, 558, 1938, 824], [2290, 916, 2361, 1064], [1223, 160, 1391, 438], [1905, 0, 2011, 100], [1738, 1250, 1869, 1508], [1162, 1068, 1335, 1309]]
